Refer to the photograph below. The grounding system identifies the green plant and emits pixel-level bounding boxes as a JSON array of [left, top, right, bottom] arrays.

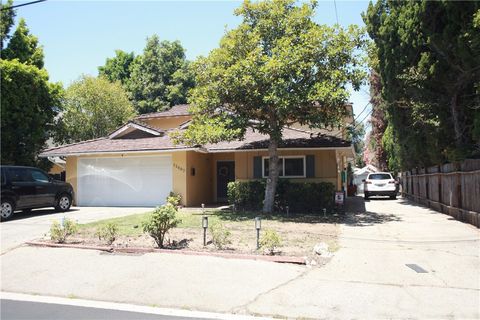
[[259, 229, 282, 255], [228, 180, 335, 213], [209, 221, 231, 249], [142, 204, 181, 248], [166, 192, 182, 207], [95, 222, 119, 245], [50, 218, 78, 243]]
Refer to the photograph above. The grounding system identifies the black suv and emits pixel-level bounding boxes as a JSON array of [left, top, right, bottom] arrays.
[[1, 166, 74, 221]]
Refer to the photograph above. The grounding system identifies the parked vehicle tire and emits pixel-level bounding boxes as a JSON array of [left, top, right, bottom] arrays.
[[55, 194, 72, 212], [390, 195, 397, 200], [364, 193, 369, 200], [1, 199, 15, 221]]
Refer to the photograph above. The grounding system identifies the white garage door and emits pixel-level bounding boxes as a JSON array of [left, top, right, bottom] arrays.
[[77, 155, 172, 207]]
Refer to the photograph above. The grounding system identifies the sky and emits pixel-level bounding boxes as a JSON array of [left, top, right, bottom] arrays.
[[11, 0, 372, 125]]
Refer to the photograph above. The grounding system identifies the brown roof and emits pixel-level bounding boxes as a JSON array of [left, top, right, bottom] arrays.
[[40, 135, 189, 157], [40, 117, 351, 157], [136, 104, 190, 120], [206, 127, 350, 151]]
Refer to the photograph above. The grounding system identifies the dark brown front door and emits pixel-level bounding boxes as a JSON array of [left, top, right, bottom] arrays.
[[217, 161, 235, 201]]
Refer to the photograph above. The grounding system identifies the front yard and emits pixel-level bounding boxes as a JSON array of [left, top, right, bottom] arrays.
[[69, 207, 341, 258]]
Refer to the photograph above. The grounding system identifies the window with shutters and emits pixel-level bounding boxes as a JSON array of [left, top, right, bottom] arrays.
[[262, 156, 306, 178]]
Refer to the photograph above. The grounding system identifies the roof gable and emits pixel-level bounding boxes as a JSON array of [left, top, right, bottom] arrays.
[[109, 121, 164, 139]]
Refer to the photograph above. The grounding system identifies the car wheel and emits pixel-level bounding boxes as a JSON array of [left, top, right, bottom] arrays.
[[364, 193, 369, 200], [1, 200, 15, 221], [390, 195, 397, 200], [55, 194, 72, 212]]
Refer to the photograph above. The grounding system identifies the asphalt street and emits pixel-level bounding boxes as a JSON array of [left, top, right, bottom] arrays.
[[1, 299, 205, 320]]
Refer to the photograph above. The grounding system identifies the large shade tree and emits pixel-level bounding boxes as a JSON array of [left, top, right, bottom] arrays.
[[364, 1, 480, 169], [1, 13, 61, 169], [175, 0, 366, 213], [55, 75, 136, 144]]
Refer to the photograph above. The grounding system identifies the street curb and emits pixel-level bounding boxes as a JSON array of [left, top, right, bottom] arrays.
[[1, 292, 271, 320], [25, 241, 306, 265]]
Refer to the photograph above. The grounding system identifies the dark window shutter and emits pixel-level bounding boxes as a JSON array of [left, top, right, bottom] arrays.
[[253, 156, 262, 178], [306, 155, 315, 178]]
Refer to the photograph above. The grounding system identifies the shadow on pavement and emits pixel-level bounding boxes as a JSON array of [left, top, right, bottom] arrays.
[[342, 196, 402, 227], [2, 208, 79, 223]]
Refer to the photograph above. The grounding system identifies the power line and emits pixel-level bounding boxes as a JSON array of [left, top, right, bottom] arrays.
[[333, 0, 339, 25], [1, 0, 46, 11]]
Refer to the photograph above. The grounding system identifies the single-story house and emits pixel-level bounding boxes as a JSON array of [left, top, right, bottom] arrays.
[[40, 104, 354, 207]]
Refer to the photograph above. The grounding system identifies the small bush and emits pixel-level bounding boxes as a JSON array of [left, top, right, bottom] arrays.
[[166, 192, 182, 207], [209, 221, 232, 249], [95, 222, 118, 245], [50, 218, 78, 243], [143, 204, 181, 248], [259, 229, 282, 255]]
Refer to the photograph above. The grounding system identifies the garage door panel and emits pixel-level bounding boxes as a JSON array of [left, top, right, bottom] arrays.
[[77, 156, 172, 207]]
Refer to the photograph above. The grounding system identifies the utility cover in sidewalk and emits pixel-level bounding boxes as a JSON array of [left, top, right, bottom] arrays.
[[406, 264, 428, 273]]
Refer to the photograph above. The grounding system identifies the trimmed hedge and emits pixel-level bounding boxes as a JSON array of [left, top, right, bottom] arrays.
[[227, 179, 335, 213]]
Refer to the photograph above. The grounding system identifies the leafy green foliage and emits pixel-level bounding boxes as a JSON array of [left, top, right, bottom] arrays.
[[128, 35, 194, 114], [0, 0, 15, 51], [228, 180, 335, 213], [177, 0, 366, 213], [50, 219, 78, 243], [209, 221, 232, 249], [142, 204, 182, 248], [364, 1, 480, 169], [98, 50, 135, 87], [95, 222, 119, 245], [2, 18, 44, 68], [1, 59, 61, 167], [166, 192, 182, 207], [54, 75, 136, 144], [259, 229, 282, 255]]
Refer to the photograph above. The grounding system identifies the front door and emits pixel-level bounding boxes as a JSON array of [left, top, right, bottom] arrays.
[[216, 161, 235, 202]]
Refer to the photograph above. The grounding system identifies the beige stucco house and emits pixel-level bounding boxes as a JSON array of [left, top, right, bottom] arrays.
[[40, 105, 354, 207]]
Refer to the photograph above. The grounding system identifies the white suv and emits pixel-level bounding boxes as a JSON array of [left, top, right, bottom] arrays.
[[363, 172, 397, 200]]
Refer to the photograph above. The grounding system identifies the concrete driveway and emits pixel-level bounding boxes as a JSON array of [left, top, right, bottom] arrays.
[[0, 207, 150, 254], [1, 197, 479, 319]]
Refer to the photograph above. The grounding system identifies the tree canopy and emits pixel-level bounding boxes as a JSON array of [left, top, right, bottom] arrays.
[[364, 1, 480, 170], [176, 0, 366, 212], [0, 0, 15, 51], [98, 49, 135, 87], [1, 59, 61, 166], [1, 15, 60, 169], [55, 75, 136, 144]]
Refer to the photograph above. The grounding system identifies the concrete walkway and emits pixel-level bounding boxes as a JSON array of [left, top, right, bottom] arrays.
[[1, 198, 479, 319]]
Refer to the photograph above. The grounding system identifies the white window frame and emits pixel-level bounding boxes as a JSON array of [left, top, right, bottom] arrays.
[[262, 156, 306, 178]]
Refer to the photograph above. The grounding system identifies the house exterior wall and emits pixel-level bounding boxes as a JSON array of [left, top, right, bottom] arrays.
[[233, 149, 339, 188], [186, 151, 213, 206], [65, 156, 78, 205], [143, 116, 192, 130]]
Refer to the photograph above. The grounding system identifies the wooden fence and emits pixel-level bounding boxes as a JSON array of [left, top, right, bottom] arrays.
[[402, 159, 480, 228]]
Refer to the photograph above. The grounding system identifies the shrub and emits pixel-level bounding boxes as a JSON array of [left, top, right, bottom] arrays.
[[142, 204, 181, 248], [166, 192, 182, 207], [228, 180, 335, 213], [95, 222, 118, 245], [259, 229, 282, 255], [50, 218, 78, 243], [209, 221, 232, 249]]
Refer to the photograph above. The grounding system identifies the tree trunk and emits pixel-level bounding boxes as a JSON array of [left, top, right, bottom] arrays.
[[450, 90, 464, 149], [263, 136, 280, 213]]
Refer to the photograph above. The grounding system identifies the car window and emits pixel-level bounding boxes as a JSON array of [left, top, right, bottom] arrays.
[[31, 170, 50, 183], [369, 173, 392, 180], [1, 168, 5, 185], [9, 168, 34, 182]]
